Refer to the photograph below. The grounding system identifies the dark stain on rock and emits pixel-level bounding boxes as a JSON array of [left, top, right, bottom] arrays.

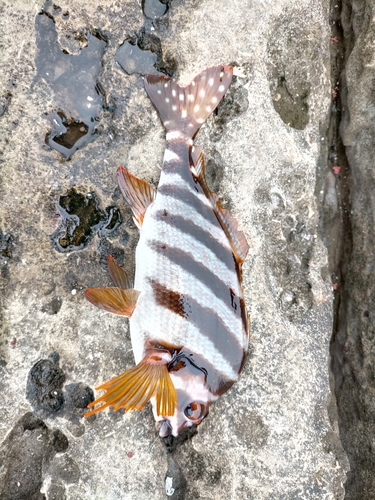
[[267, 19, 317, 130], [51, 188, 122, 252], [26, 353, 66, 412], [211, 76, 249, 142], [0, 229, 12, 261], [50, 454, 81, 485], [41, 296, 63, 315], [35, 1, 107, 158], [0, 92, 12, 118], [164, 457, 187, 500], [116, 29, 177, 77], [142, 0, 169, 19], [233, 409, 269, 448], [47, 483, 67, 500], [162, 425, 198, 453], [0, 412, 68, 500], [64, 383, 94, 409], [204, 150, 226, 206]]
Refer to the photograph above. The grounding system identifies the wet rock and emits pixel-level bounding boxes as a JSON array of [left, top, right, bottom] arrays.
[[142, 0, 169, 20], [51, 188, 122, 252], [26, 355, 66, 412], [35, 1, 107, 158], [116, 29, 177, 77]]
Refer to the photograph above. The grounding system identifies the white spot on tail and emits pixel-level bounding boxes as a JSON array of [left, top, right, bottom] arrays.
[[157, 90, 161, 94], [179, 94, 184, 101], [164, 149, 180, 162], [165, 98, 170, 103], [188, 94, 194, 102], [208, 77, 214, 86], [206, 106, 212, 112], [199, 89, 205, 97], [172, 89, 176, 97], [172, 105, 177, 111], [212, 96, 218, 104], [191, 81, 196, 87], [219, 84, 225, 92], [164, 83, 168, 88], [197, 118, 204, 123], [194, 104, 200, 112], [181, 109, 187, 118]]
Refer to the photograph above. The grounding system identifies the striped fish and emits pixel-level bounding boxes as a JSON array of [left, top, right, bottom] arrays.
[[84, 65, 249, 437]]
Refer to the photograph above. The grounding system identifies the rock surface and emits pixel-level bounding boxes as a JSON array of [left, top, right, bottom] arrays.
[[0, 0, 349, 499]]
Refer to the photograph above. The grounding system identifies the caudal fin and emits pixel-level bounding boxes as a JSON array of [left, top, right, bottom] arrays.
[[144, 65, 233, 138]]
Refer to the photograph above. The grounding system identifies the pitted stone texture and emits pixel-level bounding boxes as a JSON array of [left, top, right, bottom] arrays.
[[0, 0, 346, 499]]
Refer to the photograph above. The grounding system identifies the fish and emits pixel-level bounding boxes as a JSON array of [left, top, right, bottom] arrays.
[[84, 65, 249, 437]]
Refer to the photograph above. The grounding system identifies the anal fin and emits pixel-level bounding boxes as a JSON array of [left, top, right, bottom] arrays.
[[117, 166, 156, 227], [85, 352, 177, 417], [191, 146, 249, 264]]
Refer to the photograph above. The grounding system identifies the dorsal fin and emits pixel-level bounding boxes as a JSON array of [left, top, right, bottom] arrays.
[[85, 352, 177, 417], [191, 146, 249, 264], [107, 255, 132, 290], [84, 287, 140, 316], [117, 166, 156, 228]]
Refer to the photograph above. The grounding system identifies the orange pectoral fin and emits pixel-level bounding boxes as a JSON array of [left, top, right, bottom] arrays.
[[84, 357, 177, 417], [107, 255, 132, 290], [117, 166, 156, 227], [84, 287, 140, 316]]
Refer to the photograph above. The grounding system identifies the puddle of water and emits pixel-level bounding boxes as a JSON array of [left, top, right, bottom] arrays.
[[35, 2, 107, 158], [142, 0, 169, 19], [52, 188, 122, 252], [115, 40, 162, 76]]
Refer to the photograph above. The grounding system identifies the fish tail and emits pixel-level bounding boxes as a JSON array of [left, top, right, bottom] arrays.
[[144, 65, 233, 138]]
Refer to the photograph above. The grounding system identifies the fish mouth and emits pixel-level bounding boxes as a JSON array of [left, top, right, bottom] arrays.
[[157, 419, 172, 437]]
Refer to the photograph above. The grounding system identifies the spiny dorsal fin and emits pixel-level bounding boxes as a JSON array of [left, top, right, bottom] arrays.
[[84, 352, 177, 417], [191, 146, 249, 265], [107, 255, 132, 290], [117, 166, 156, 228], [84, 287, 140, 316], [144, 65, 233, 138]]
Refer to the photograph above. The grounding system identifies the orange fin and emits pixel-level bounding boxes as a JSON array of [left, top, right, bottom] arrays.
[[84, 355, 177, 417], [107, 255, 132, 290], [84, 287, 140, 316], [117, 166, 156, 227], [144, 65, 233, 138], [191, 146, 249, 264]]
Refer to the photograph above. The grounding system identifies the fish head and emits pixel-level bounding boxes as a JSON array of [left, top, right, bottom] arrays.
[[153, 351, 219, 437]]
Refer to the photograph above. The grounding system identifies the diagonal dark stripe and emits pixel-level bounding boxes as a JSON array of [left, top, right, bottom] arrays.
[[150, 279, 246, 382], [153, 210, 237, 272], [147, 239, 242, 318], [157, 184, 219, 225]]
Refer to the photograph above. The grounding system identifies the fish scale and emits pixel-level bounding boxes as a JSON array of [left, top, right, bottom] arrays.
[[84, 65, 249, 437]]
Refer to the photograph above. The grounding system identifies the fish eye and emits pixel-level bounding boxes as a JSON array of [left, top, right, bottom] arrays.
[[184, 402, 205, 421]]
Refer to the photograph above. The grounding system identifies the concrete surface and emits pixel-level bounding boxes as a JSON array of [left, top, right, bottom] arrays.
[[0, 0, 351, 499]]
